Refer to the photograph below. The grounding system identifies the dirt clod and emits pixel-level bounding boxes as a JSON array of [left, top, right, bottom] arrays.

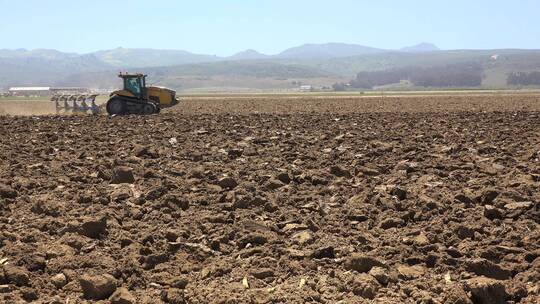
[[465, 276, 507, 304], [110, 287, 136, 304], [291, 230, 314, 245], [217, 177, 238, 189], [276, 172, 291, 184], [0, 185, 17, 199], [369, 266, 390, 285], [484, 205, 503, 220], [465, 258, 512, 280], [379, 217, 404, 229], [79, 274, 117, 300], [79, 216, 107, 239], [111, 166, 135, 184], [0, 285, 12, 293], [21, 287, 39, 302], [443, 285, 473, 304], [397, 265, 426, 280], [161, 288, 186, 304], [51, 273, 67, 289], [391, 186, 407, 200], [2, 265, 30, 286], [480, 189, 500, 204], [311, 246, 335, 259], [351, 273, 380, 299], [504, 201, 533, 211], [345, 254, 385, 273], [250, 268, 275, 280], [330, 165, 350, 178], [413, 233, 430, 246]]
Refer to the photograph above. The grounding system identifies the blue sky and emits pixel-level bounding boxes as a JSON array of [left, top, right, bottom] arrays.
[[0, 0, 539, 56]]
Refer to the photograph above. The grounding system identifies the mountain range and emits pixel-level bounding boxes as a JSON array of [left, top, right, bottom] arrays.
[[1, 42, 540, 91], [0, 42, 440, 69]]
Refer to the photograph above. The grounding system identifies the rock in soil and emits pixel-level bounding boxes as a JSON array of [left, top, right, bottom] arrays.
[[0, 185, 17, 199], [397, 265, 426, 280], [345, 254, 385, 273], [0, 284, 12, 294], [51, 273, 67, 289], [368, 267, 390, 285], [276, 172, 291, 184], [443, 285, 473, 304], [79, 274, 117, 300], [291, 230, 314, 245], [250, 268, 275, 280], [330, 165, 351, 178], [265, 178, 285, 190], [413, 233, 430, 246], [21, 287, 39, 302], [171, 277, 189, 289], [311, 246, 335, 259], [379, 217, 404, 229], [351, 273, 381, 299], [465, 258, 512, 280], [110, 166, 135, 184], [484, 205, 503, 220], [79, 216, 108, 239], [480, 189, 500, 204], [390, 186, 407, 200], [504, 201, 533, 211], [217, 177, 238, 189], [465, 276, 507, 304], [161, 288, 186, 304], [110, 287, 136, 304], [2, 265, 30, 286]]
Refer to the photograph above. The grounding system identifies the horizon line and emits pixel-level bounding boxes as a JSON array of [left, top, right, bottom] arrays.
[[3, 43, 540, 58]]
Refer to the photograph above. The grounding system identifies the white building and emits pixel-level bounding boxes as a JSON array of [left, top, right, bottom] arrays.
[[300, 85, 313, 92], [8, 87, 89, 96], [8, 87, 51, 96]]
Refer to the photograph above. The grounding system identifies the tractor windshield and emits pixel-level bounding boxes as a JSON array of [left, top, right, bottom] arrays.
[[125, 77, 142, 97]]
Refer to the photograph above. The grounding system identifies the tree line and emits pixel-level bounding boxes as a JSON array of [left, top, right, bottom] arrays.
[[507, 71, 540, 86], [334, 62, 484, 90]]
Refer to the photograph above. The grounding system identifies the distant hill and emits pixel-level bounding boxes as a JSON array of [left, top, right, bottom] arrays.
[[229, 49, 270, 60], [282, 50, 494, 77], [0, 48, 79, 60], [145, 60, 331, 78], [276, 43, 385, 59], [401, 43, 440, 53], [0, 42, 437, 71], [0, 52, 111, 87], [60, 61, 336, 91], [2, 44, 540, 91], [92, 47, 220, 67]]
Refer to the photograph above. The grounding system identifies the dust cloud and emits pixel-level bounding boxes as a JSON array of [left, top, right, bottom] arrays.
[[0, 100, 57, 116]]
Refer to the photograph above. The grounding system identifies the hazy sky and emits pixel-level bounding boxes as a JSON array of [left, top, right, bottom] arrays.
[[1, 0, 539, 56]]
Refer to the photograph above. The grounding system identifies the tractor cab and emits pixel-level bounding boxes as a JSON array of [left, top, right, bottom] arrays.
[[119, 73, 146, 99]]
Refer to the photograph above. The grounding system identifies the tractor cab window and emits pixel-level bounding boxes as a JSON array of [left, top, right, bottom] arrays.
[[125, 77, 141, 96]]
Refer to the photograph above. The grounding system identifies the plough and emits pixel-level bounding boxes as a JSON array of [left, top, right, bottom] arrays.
[[51, 94, 101, 115]]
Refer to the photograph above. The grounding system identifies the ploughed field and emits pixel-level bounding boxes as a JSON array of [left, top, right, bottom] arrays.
[[0, 95, 539, 303]]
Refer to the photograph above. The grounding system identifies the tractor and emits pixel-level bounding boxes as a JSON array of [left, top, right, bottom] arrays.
[[106, 73, 179, 115]]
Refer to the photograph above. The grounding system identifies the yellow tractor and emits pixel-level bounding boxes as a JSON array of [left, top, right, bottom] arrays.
[[106, 73, 179, 115]]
